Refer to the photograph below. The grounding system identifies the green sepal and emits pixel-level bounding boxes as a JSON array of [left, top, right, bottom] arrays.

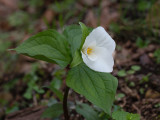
[[70, 50, 83, 68], [79, 22, 90, 50]]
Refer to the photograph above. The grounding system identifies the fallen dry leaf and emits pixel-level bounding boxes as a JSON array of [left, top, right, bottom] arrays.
[[84, 9, 97, 27], [100, 0, 112, 8], [5, 106, 50, 120], [43, 9, 55, 24], [81, 0, 98, 6], [140, 54, 152, 65], [145, 89, 160, 99], [0, 0, 18, 10], [100, 3, 119, 29]]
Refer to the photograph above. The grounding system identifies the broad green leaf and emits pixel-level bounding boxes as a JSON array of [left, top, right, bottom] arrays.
[[70, 50, 82, 68], [15, 29, 71, 68], [63, 25, 82, 57], [76, 103, 100, 120], [41, 103, 63, 118], [112, 111, 140, 120], [66, 63, 118, 114], [79, 22, 90, 49]]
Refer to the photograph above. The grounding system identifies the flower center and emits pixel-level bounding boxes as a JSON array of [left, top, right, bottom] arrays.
[[87, 47, 92, 55]]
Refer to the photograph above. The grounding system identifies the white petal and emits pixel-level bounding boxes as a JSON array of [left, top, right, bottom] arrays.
[[87, 52, 97, 61], [84, 42, 97, 61], [83, 39, 96, 51], [82, 47, 114, 73], [83, 26, 115, 54]]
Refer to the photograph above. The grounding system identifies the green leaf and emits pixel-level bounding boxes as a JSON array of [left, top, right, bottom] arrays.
[[6, 105, 19, 114], [66, 63, 118, 114], [109, 23, 120, 34], [70, 50, 82, 68], [131, 65, 141, 71], [50, 77, 62, 89], [127, 113, 140, 120], [117, 70, 127, 77], [14, 29, 71, 68], [49, 77, 63, 101], [115, 93, 125, 100], [154, 48, 160, 64], [33, 86, 45, 94], [79, 22, 90, 49], [112, 111, 140, 120], [129, 82, 135, 87], [49, 85, 63, 102], [41, 103, 63, 118], [137, 1, 151, 12], [127, 70, 135, 75], [76, 103, 100, 120], [63, 25, 82, 57], [136, 37, 149, 48], [23, 88, 32, 99], [112, 111, 128, 120]]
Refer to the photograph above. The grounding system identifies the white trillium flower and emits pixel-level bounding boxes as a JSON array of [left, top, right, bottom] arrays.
[[81, 26, 116, 73]]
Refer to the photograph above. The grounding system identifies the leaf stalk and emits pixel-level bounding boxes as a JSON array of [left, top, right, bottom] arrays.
[[63, 86, 70, 120]]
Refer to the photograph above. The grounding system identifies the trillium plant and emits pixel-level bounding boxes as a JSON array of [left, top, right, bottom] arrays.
[[13, 22, 140, 120]]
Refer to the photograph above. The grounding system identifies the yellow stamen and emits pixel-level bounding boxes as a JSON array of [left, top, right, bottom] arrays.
[[87, 47, 92, 55]]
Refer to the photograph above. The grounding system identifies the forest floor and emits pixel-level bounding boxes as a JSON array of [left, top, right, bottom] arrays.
[[0, 0, 160, 120]]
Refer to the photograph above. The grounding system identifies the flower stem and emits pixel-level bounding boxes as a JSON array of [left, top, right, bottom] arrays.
[[63, 86, 70, 120]]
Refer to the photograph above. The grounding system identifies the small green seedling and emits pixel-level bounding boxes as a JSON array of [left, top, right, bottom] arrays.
[[118, 65, 141, 77], [136, 37, 150, 48], [154, 48, 160, 64]]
